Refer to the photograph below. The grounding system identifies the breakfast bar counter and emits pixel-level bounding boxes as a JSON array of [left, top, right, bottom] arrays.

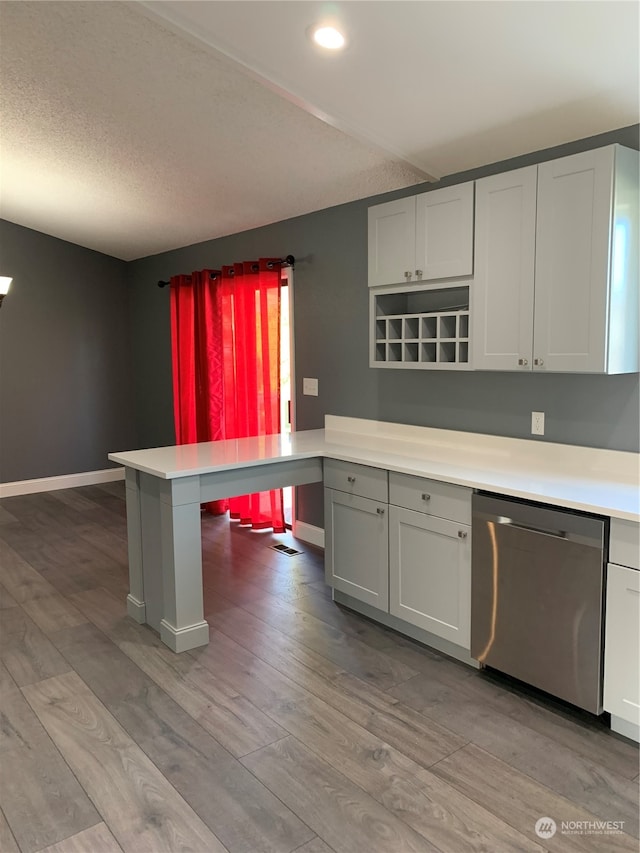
[[109, 416, 639, 652]]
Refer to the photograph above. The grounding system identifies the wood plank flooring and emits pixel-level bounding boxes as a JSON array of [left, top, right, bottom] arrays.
[[0, 483, 638, 853]]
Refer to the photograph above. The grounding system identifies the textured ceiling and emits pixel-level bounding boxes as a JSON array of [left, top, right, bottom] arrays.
[[0, 1, 423, 260], [143, 0, 640, 177], [1, 1, 638, 261]]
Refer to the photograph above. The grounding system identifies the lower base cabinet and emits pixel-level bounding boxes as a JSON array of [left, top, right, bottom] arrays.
[[324, 463, 472, 655], [324, 488, 389, 610], [323, 458, 638, 740], [389, 506, 471, 647], [604, 562, 640, 736]]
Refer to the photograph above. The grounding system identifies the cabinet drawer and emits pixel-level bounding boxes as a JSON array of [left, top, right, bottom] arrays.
[[610, 519, 640, 570], [389, 472, 471, 523], [324, 459, 388, 502]]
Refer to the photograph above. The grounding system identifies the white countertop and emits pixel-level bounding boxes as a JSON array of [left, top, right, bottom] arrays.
[[109, 416, 640, 522]]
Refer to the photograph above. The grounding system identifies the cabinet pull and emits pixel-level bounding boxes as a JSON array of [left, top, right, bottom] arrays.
[[534, 357, 544, 366], [377, 507, 385, 515], [458, 530, 467, 539], [421, 493, 431, 502], [347, 476, 356, 483], [518, 357, 529, 367], [404, 271, 413, 281], [415, 269, 423, 279]]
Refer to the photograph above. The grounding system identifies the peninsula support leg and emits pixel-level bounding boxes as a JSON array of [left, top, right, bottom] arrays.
[[158, 475, 209, 652], [124, 468, 146, 622]]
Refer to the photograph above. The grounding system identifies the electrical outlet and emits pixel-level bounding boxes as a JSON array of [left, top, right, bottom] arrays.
[[531, 411, 545, 436], [303, 377, 318, 396]]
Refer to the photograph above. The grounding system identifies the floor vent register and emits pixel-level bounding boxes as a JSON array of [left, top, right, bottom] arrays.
[[270, 543, 302, 557]]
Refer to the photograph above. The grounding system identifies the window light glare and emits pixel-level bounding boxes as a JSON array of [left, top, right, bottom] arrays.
[[312, 25, 345, 50], [0, 277, 12, 296]]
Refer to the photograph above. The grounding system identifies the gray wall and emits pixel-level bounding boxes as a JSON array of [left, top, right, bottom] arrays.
[[127, 124, 639, 529], [0, 220, 136, 482], [3, 127, 636, 525]]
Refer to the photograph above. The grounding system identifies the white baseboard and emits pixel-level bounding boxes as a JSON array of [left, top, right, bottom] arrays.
[[0, 467, 125, 498], [293, 520, 325, 549]]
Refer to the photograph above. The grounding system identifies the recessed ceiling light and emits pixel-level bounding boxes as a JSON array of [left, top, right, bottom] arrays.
[[311, 25, 346, 50]]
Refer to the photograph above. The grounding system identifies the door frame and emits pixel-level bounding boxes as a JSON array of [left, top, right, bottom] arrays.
[[282, 266, 297, 529]]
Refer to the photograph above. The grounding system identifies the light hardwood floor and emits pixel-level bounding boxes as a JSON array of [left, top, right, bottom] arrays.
[[0, 483, 638, 853]]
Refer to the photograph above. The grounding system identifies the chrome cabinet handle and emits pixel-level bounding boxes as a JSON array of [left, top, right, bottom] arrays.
[[404, 271, 413, 281], [534, 357, 544, 366], [518, 357, 529, 366], [421, 493, 431, 502], [458, 530, 467, 539], [347, 476, 356, 483], [415, 269, 423, 279], [377, 507, 385, 515]]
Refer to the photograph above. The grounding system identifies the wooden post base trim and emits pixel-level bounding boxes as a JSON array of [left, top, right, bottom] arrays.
[[126, 594, 146, 623], [160, 619, 210, 652], [610, 714, 640, 743]]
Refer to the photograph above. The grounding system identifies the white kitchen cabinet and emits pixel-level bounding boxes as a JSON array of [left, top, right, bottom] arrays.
[[535, 146, 638, 372], [473, 144, 639, 373], [604, 518, 640, 742], [388, 473, 472, 650], [368, 183, 474, 287], [416, 183, 474, 281], [472, 166, 537, 371], [324, 489, 389, 610], [389, 506, 471, 648], [367, 197, 416, 288], [323, 459, 389, 611], [323, 460, 472, 648], [604, 563, 640, 741]]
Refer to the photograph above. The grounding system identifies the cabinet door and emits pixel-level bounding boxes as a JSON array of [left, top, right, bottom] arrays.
[[472, 167, 537, 371], [367, 198, 416, 287], [416, 183, 474, 281], [534, 147, 615, 372], [324, 489, 388, 610], [389, 506, 470, 648], [604, 563, 640, 727]]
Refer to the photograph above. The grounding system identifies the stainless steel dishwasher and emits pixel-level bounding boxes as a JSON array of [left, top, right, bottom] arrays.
[[471, 493, 606, 714]]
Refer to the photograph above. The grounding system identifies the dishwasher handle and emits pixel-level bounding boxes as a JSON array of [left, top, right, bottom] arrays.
[[473, 494, 606, 551], [497, 518, 568, 540]]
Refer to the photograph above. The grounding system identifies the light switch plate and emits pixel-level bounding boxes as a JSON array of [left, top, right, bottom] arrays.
[[303, 377, 318, 396], [531, 411, 545, 435]]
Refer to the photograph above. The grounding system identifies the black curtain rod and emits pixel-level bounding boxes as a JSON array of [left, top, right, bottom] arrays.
[[157, 255, 295, 288]]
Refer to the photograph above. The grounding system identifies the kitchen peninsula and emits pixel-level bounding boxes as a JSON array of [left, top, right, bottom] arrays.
[[110, 416, 638, 647]]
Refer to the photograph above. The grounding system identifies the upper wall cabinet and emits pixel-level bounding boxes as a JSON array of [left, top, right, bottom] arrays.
[[535, 146, 638, 373], [471, 166, 537, 371], [473, 144, 639, 373], [368, 183, 474, 287]]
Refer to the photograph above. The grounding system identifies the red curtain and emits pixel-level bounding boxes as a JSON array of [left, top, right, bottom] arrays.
[[170, 260, 284, 532]]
